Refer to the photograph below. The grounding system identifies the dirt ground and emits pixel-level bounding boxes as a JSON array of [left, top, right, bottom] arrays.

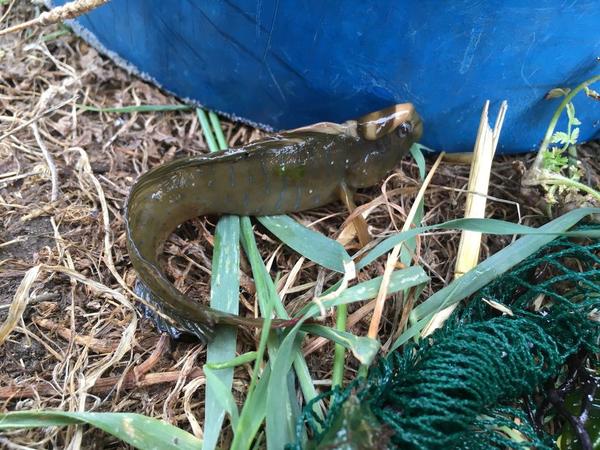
[[0, 3, 598, 449]]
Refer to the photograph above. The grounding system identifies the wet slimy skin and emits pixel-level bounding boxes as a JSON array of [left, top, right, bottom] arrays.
[[125, 103, 423, 341]]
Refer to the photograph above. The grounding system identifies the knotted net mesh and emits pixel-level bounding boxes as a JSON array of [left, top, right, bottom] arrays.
[[290, 230, 600, 449]]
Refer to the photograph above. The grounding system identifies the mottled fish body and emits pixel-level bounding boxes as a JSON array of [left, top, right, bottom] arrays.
[[125, 104, 423, 340]]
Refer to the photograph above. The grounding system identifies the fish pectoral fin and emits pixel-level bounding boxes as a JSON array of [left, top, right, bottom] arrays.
[[338, 182, 371, 248]]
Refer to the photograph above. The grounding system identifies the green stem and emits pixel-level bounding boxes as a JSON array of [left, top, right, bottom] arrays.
[[196, 108, 219, 152], [532, 74, 600, 172], [205, 351, 258, 370], [331, 304, 347, 387], [209, 111, 229, 150], [358, 363, 369, 379], [541, 173, 600, 202]]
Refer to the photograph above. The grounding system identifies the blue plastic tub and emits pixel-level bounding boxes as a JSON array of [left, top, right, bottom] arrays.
[[51, 0, 600, 153]]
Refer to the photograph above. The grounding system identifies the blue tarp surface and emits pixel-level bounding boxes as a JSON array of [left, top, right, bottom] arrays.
[[53, 0, 600, 153]]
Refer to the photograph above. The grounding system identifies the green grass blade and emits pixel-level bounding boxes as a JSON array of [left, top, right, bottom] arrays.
[[231, 219, 277, 450], [209, 111, 229, 150], [291, 345, 323, 422], [77, 104, 192, 113], [298, 265, 429, 318], [409, 143, 427, 180], [357, 209, 600, 270], [266, 321, 305, 449], [231, 366, 271, 450], [331, 303, 347, 387], [240, 218, 321, 417], [240, 217, 277, 318], [400, 144, 426, 268], [197, 108, 219, 152], [0, 411, 202, 450], [303, 325, 381, 365], [257, 215, 352, 273], [41, 26, 71, 42], [389, 208, 600, 351], [239, 216, 275, 390], [234, 219, 275, 450], [239, 218, 320, 442], [204, 216, 241, 450], [204, 367, 240, 429]]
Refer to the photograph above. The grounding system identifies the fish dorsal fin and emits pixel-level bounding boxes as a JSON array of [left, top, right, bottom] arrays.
[[287, 120, 357, 137]]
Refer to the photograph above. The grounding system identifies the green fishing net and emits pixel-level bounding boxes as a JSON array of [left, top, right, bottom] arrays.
[[290, 229, 600, 450]]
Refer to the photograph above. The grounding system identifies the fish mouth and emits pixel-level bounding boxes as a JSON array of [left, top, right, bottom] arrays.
[[412, 113, 424, 141]]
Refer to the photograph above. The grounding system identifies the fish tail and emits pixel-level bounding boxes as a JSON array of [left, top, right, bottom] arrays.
[[214, 312, 300, 330], [134, 280, 215, 342]]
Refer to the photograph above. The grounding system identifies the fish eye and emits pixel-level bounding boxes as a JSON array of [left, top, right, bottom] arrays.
[[397, 121, 413, 138]]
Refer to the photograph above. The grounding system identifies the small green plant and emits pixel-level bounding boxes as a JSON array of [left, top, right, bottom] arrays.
[[523, 73, 600, 213]]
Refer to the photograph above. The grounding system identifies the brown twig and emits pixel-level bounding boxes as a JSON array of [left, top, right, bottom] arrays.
[[132, 334, 169, 380], [0, 369, 204, 399], [0, 0, 110, 36], [30, 123, 58, 202], [34, 318, 119, 354]]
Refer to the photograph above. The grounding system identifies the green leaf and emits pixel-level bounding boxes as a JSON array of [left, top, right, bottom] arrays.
[[566, 102, 576, 123], [332, 302, 348, 388], [570, 127, 580, 143], [258, 216, 354, 400], [550, 131, 570, 145], [266, 321, 305, 449], [303, 325, 381, 365], [239, 217, 275, 389], [409, 143, 427, 180], [389, 207, 600, 351], [257, 215, 352, 274], [41, 27, 71, 42], [298, 266, 429, 318], [204, 367, 240, 429], [204, 216, 240, 450], [542, 148, 568, 172], [356, 213, 600, 270], [0, 411, 202, 450], [240, 218, 311, 447]]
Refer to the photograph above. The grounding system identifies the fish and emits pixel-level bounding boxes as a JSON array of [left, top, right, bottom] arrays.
[[125, 103, 423, 341]]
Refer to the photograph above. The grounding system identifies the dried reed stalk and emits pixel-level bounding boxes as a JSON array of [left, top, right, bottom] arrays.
[[422, 100, 508, 336]]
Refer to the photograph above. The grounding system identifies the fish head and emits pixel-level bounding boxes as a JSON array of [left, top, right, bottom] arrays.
[[346, 103, 423, 188], [356, 103, 423, 143]]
